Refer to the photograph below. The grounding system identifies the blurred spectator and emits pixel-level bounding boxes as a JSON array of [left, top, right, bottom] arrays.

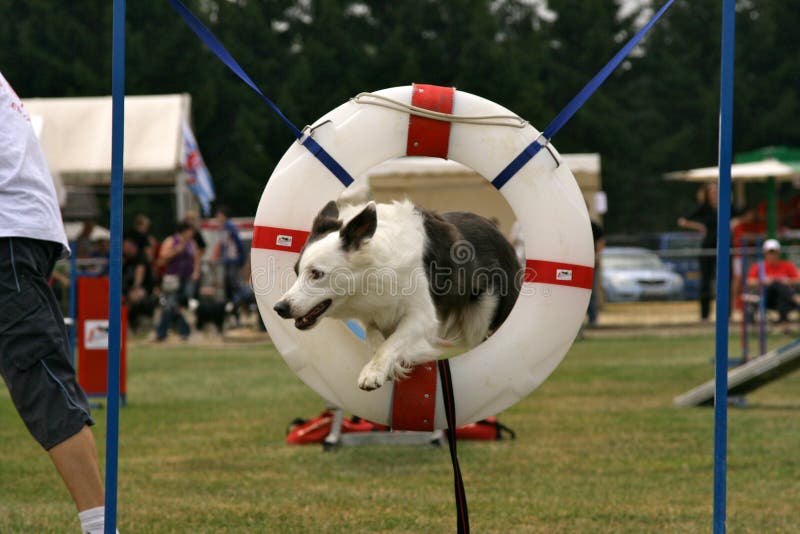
[[786, 191, 800, 229], [777, 182, 797, 229], [154, 222, 199, 341], [213, 205, 245, 318], [129, 214, 157, 262], [746, 239, 800, 335], [92, 238, 111, 275], [182, 210, 207, 258], [73, 220, 96, 259], [587, 219, 605, 327], [182, 210, 207, 299], [122, 236, 155, 332], [677, 183, 743, 321]]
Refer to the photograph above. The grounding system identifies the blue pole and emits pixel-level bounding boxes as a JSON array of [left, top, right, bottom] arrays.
[[105, 0, 125, 532], [68, 240, 78, 365], [714, 1, 736, 532]]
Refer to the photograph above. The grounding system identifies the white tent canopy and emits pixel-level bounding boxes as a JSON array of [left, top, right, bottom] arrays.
[[664, 159, 800, 182], [23, 93, 190, 186]]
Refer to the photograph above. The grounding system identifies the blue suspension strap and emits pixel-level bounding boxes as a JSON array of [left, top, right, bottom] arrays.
[[167, 0, 354, 187], [491, 0, 676, 189]]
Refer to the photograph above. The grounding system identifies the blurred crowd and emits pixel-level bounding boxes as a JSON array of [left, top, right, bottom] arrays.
[[61, 205, 257, 341], [678, 183, 800, 333]]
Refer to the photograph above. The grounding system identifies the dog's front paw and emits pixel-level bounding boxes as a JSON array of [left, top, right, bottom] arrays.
[[357, 362, 388, 391]]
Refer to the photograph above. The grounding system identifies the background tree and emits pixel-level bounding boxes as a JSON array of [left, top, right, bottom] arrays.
[[2, 0, 799, 235]]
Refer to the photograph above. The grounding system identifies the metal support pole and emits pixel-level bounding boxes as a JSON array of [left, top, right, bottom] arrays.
[[105, 0, 125, 531], [713, 1, 736, 532]]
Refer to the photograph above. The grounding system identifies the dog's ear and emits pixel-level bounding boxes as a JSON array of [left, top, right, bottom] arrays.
[[311, 200, 342, 237], [318, 200, 339, 221], [340, 202, 377, 251]]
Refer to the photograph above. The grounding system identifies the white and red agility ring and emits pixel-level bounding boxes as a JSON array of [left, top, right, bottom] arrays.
[[252, 84, 594, 430]]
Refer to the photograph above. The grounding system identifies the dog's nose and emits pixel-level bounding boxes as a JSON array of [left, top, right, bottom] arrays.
[[273, 300, 292, 318]]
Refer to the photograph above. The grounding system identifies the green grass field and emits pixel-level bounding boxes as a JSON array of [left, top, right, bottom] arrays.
[[2, 333, 799, 533]]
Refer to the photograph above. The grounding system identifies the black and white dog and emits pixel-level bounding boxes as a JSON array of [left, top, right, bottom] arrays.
[[273, 200, 521, 391]]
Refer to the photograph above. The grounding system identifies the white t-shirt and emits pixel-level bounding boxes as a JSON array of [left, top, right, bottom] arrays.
[[0, 72, 69, 256]]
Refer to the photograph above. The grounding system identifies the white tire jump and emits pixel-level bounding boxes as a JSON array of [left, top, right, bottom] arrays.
[[252, 85, 594, 428]]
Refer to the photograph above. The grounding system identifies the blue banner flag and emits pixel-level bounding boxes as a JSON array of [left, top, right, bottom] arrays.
[[181, 119, 215, 215]]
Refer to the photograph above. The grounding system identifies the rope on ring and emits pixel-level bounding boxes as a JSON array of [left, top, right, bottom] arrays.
[[352, 92, 528, 129]]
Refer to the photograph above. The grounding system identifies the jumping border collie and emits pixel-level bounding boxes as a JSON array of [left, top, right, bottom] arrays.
[[273, 200, 521, 391]]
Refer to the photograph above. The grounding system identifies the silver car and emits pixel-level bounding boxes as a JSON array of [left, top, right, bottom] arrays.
[[600, 247, 685, 302]]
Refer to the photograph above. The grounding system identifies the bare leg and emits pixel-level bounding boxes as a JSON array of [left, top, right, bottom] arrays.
[[48, 425, 104, 511]]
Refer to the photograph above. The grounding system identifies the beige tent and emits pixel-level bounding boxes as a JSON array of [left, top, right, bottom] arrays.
[[343, 154, 602, 237], [23, 94, 199, 217], [664, 159, 800, 182]]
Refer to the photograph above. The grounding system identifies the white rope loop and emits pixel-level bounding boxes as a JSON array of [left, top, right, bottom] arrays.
[[352, 92, 528, 129]]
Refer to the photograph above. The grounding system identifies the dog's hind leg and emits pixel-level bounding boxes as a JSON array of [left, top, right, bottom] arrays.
[[357, 317, 440, 391], [462, 292, 500, 348], [439, 292, 499, 349]]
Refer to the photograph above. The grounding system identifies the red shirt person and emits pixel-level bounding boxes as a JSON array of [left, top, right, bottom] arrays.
[[747, 239, 800, 334]]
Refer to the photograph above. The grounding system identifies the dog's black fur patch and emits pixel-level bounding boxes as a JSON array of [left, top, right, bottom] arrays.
[[418, 208, 521, 331], [312, 201, 341, 235], [340, 203, 377, 251], [295, 201, 343, 274]]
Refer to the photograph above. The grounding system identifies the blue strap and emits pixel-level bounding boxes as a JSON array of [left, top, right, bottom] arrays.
[[491, 139, 548, 191], [168, 0, 355, 187], [492, 0, 675, 189], [301, 136, 354, 187]]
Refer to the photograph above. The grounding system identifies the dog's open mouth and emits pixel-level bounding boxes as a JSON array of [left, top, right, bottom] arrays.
[[294, 299, 332, 330]]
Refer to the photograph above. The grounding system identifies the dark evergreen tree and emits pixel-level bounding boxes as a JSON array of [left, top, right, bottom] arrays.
[[2, 0, 799, 233]]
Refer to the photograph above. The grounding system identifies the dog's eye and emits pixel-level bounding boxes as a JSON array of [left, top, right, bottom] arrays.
[[309, 269, 324, 280]]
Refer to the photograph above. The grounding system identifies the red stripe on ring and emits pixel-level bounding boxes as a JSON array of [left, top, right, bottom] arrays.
[[252, 225, 310, 254], [524, 259, 594, 290], [406, 83, 455, 159], [391, 362, 438, 431]]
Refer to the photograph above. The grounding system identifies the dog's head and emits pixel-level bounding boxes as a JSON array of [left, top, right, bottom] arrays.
[[273, 201, 377, 330]]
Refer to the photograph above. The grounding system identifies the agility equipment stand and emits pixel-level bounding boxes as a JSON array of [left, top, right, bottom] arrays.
[[738, 237, 768, 364], [322, 408, 444, 450], [675, 337, 800, 407]]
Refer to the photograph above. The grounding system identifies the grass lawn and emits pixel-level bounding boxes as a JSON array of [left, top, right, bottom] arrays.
[[1, 333, 799, 533]]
